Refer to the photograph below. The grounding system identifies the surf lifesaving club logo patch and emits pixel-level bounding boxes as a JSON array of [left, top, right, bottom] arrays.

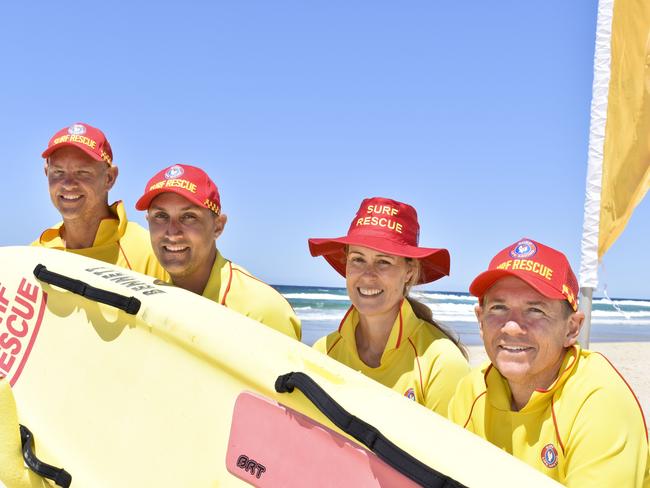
[[147, 165, 199, 197], [67, 123, 87, 135], [165, 165, 184, 179], [0, 277, 47, 386], [541, 443, 559, 468], [404, 388, 416, 401], [510, 239, 537, 259]]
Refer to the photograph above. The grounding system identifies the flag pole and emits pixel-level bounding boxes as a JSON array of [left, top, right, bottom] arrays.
[[577, 0, 614, 348], [578, 287, 593, 346]]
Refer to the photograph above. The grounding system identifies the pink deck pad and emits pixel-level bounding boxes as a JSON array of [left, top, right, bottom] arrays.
[[226, 391, 421, 487]]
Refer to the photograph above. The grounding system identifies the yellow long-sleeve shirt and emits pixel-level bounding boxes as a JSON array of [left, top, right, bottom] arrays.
[[314, 299, 469, 416], [448, 346, 650, 487], [32, 201, 168, 281], [201, 251, 301, 341]]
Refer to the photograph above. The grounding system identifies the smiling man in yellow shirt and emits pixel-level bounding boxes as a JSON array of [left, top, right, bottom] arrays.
[[135, 163, 300, 340], [448, 238, 649, 487], [33, 122, 167, 280]]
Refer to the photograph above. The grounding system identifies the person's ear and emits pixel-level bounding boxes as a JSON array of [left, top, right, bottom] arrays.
[[106, 166, 118, 190], [404, 260, 416, 285], [564, 311, 584, 347], [475, 303, 485, 341], [214, 213, 227, 239]]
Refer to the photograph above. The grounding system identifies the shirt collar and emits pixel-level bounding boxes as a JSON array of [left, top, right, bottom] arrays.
[[38, 201, 125, 249], [202, 251, 227, 301], [484, 345, 581, 411], [338, 299, 420, 363]]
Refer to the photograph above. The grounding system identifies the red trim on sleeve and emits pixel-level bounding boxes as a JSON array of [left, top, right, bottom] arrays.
[[326, 337, 342, 355], [117, 240, 133, 270], [220, 261, 234, 306], [395, 306, 404, 349], [550, 396, 566, 455], [407, 338, 424, 395], [483, 363, 494, 382], [534, 346, 578, 394], [463, 390, 487, 429], [595, 352, 648, 442], [230, 267, 296, 310], [230, 268, 260, 282], [337, 306, 355, 333], [328, 307, 354, 355], [460, 364, 493, 429]]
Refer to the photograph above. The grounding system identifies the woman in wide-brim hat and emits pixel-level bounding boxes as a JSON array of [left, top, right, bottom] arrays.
[[309, 197, 469, 416]]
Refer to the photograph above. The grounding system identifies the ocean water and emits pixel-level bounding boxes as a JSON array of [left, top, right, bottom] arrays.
[[273, 285, 650, 346]]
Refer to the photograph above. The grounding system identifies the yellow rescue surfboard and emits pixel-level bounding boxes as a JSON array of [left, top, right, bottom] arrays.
[[0, 246, 559, 487]]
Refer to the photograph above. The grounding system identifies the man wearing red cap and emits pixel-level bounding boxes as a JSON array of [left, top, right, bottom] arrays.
[[33, 122, 167, 280], [136, 164, 301, 340], [448, 238, 649, 486]]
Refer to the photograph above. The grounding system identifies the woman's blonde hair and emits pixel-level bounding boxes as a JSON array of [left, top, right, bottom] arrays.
[[405, 259, 468, 359]]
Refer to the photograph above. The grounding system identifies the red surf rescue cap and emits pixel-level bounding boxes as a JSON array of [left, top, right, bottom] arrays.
[[135, 164, 221, 215], [42, 122, 113, 166], [469, 238, 579, 311]]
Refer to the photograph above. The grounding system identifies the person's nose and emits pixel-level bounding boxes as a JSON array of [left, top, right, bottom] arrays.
[[165, 217, 183, 237], [361, 263, 379, 277], [60, 173, 78, 189], [501, 310, 527, 335]]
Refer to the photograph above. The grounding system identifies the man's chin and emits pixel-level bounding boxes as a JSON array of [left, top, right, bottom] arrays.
[[55, 207, 85, 219], [494, 360, 533, 383], [159, 259, 192, 277]]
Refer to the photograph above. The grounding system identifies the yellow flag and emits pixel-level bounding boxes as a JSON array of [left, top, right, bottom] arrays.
[[599, 0, 650, 257]]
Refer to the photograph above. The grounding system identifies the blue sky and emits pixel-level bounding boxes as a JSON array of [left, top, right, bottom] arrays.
[[1, 1, 648, 298]]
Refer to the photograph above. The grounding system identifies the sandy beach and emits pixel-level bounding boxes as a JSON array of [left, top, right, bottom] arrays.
[[467, 342, 650, 417]]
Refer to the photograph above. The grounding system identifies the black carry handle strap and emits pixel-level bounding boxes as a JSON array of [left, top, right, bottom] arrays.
[[275, 372, 466, 488], [34, 264, 141, 315], [20, 425, 72, 488]]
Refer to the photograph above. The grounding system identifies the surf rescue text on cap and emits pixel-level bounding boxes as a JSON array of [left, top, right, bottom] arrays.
[[135, 164, 221, 215], [308, 196, 450, 284], [469, 238, 579, 311], [42, 122, 113, 165]]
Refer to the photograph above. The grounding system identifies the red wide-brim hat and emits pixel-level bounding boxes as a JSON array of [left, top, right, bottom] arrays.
[[308, 197, 450, 285]]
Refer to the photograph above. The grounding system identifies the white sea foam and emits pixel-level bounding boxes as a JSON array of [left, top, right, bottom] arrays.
[[294, 307, 650, 326], [296, 312, 345, 321], [593, 298, 650, 308], [412, 292, 476, 302], [431, 315, 478, 323], [588, 319, 650, 326], [283, 293, 349, 301], [286, 285, 650, 340], [428, 303, 476, 313], [592, 309, 650, 316]]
